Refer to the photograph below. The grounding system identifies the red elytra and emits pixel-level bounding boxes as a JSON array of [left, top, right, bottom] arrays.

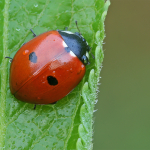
[[9, 29, 90, 104]]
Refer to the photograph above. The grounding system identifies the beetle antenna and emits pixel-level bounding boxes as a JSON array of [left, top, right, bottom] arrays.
[[75, 21, 81, 35], [91, 53, 95, 59]]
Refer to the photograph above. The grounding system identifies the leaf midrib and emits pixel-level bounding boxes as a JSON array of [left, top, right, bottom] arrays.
[[0, 0, 10, 149]]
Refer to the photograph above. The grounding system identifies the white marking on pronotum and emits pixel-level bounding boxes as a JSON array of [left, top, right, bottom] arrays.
[[70, 51, 76, 57], [61, 31, 74, 34], [86, 51, 89, 59], [62, 41, 68, 47], [86, 41, 88, 45]]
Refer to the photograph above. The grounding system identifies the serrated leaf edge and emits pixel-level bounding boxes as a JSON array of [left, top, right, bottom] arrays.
[[76, 1, 110, 150]]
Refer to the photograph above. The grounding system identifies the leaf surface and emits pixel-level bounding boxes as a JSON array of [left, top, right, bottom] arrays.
[[0, 0, 110, 149]]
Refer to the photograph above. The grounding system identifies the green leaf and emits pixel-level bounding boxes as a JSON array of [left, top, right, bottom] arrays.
[[0, 0, 110, 149]]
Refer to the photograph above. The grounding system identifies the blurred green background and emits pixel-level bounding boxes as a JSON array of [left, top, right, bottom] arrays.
[[94, 1, 150, 150]]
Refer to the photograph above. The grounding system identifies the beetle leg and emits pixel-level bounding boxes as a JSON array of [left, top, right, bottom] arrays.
[[22, 42, 26, 46], [33, 104, 36, 110], [5, 57, 13, 63], [30, 29, 37, 37]]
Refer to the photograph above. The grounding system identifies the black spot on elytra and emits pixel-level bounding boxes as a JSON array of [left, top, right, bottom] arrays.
[[47, 76, 58, 86], [29, 52, 37, 63], [65, 47, 70, 53]]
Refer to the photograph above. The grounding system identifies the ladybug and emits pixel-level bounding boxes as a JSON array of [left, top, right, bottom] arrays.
[[6, 21, 90, 107]]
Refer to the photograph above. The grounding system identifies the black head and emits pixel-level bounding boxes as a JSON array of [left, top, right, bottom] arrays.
[[58, 30, 90, 65]]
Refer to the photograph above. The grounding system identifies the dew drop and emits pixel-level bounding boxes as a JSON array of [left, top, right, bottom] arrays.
[[23, 50, 29, 55], [34, 4, 38, 7], [9, 59, 12, 63], [16, 28, 20, 31]]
